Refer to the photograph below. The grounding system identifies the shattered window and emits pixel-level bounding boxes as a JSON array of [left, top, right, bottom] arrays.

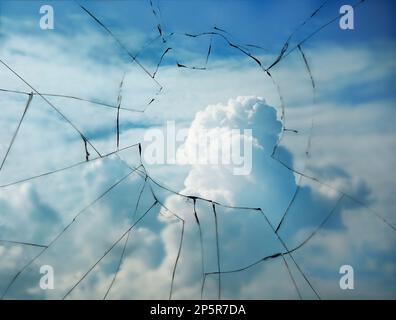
[[0, 0, 395, 300]]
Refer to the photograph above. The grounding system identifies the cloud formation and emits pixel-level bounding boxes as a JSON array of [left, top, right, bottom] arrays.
[[0, 8, 395, 299]]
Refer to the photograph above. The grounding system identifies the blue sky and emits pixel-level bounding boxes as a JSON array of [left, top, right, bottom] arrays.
[[3, 0, 396, 60], [0, 0, 395, 299]]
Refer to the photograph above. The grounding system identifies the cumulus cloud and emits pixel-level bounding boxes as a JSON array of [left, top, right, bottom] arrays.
[[153, 96, 391, 299], [175, 96, 294, 218]]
